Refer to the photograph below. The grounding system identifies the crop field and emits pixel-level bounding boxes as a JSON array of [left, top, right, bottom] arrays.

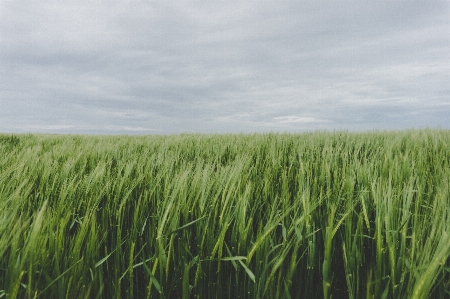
[[0, 130, 449, 298]]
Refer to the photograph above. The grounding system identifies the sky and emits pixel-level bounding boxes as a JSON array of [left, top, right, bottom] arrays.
[[1, 0, 449, 134]]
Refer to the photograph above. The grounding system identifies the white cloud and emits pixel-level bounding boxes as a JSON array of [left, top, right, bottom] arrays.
[[25, 125, 77, 131], [103, 125, 157, 133], [273, 116, 329, 125]]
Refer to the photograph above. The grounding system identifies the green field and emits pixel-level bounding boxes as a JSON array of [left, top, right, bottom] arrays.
[[0, 130, 449, 299]]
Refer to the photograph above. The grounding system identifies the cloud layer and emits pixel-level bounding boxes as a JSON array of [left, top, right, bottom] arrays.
[[1, 1, 449, 134]]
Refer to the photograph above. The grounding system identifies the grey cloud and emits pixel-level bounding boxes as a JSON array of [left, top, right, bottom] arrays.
[[1, 0, 449, 134]]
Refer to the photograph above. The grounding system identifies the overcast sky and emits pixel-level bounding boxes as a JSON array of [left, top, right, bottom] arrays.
[[1, 1, 449, 134]]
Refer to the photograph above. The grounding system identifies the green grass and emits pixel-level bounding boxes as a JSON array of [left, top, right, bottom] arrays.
[[0, 130, 449, 298]]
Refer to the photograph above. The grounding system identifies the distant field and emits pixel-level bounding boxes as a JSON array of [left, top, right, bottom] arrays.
[[0, 130, 449, 299]]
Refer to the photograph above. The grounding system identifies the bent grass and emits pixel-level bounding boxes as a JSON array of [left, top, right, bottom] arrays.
[[0, 130, 449, 298]]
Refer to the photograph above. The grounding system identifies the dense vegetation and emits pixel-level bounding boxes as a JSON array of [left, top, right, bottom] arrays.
[[0, 130, 449, 299]]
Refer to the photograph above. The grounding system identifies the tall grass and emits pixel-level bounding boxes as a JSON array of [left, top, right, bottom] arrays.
[[0, 130, 449, 298]]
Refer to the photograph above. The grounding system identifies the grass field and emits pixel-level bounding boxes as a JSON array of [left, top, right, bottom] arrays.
[[0, 130, 449, 298]]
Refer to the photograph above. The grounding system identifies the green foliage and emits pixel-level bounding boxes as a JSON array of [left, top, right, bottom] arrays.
[[0, 130, 449, 298]]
